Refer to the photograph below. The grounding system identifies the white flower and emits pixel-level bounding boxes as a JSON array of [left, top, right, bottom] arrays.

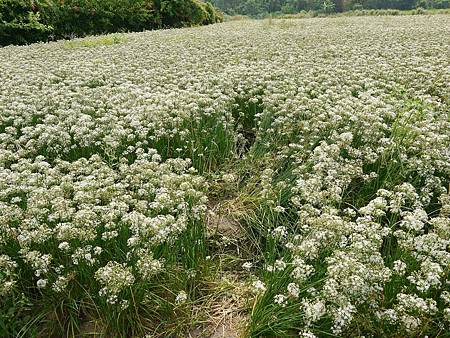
[[93, 246, 102, 255], [274, 294, 288, 307], [287, 282, 300, 298], [303, 299, 326, 325], [332, 303, 355, 334], [52, 276, 69, 292], [58, 242, 70, 251], [392, 260, 407, 275], [11, 196, 22, 203], [175, 291, 188, 304], [443, 308, 450, 322], [37, 279, 47, 288], [242, 262, 253, 270], [222, 173, 236, 184], [120, 299, 130, 310], [299, 331, 317, 338], [252, 280, 267, 294], [272, 226, 288, 239], [274, 259, 287, 271], [95, 261, 135, 300], [274, 205, 285, 213]]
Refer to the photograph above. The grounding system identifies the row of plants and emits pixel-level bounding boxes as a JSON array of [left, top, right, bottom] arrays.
[[0, 0, 222, 46]]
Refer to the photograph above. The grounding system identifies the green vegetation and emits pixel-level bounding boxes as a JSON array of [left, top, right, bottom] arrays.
[[208, 0, 449, 16], [63, 34, 128, 49], [0, 0, 222, 46]]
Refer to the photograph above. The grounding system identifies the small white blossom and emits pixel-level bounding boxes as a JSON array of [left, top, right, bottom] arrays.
[[37, 279, 47, 289], [175, 291, 188, 305], [274, 294, 288, 307], [242, 262, 253, 271], [252, 280, 267, 294]]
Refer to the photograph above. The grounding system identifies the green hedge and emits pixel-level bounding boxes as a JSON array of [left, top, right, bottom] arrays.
[[0, 0, 223, 46], [0, 0, 51, 45]]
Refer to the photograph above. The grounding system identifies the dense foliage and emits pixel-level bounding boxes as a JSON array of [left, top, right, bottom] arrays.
[[208, 0, 449, 16], [0, 14, 449, 337], [0, 0, 222, 46]]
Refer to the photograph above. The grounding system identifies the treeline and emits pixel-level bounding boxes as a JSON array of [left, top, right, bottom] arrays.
[[0, 0, 222, 46], [208, 0, 449, 16]]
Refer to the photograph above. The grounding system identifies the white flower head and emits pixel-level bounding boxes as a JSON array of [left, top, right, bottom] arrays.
[[175, 290, 188, 305], [37, 279, 47, 289], [242, 262, 253, 271], [252, 280, 267, 294], [274, 294, 288, 307]]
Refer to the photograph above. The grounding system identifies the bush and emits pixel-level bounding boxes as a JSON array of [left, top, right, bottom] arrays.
[[40, 0, 160, 37], [201, 1, 224, 24], [0, 0, 53, 45], [160, 0, 221, 27], [413, 6, 426, 13], [0, 0, 223, 46]]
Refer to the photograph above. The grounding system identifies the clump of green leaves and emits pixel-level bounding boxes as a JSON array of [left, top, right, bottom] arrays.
[[0, 0, 223, 46]]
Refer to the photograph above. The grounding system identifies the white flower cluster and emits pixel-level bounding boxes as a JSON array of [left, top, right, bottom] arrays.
[[277, 186, 449, 335], [95, 261, 135, 305], [175, 290, 188, 305], [0, 254, 17, 296], [0, 150, 206, 307]]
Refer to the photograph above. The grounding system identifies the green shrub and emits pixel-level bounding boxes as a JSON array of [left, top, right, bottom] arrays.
[[36, 0, 159, 37], [201, 1, 223, 24], [160, 0, 210, 27], [0, 0, 222, 46], [0, 0, 53, 45]]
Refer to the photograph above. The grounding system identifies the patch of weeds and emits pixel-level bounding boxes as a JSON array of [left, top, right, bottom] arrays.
[[63, 34, 127, 49]]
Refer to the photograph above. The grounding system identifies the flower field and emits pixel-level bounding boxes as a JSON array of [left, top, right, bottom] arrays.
[[0, 15, 449, 337]]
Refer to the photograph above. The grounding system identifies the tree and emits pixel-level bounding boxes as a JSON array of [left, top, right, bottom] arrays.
[[334, 0, 344, 11]]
